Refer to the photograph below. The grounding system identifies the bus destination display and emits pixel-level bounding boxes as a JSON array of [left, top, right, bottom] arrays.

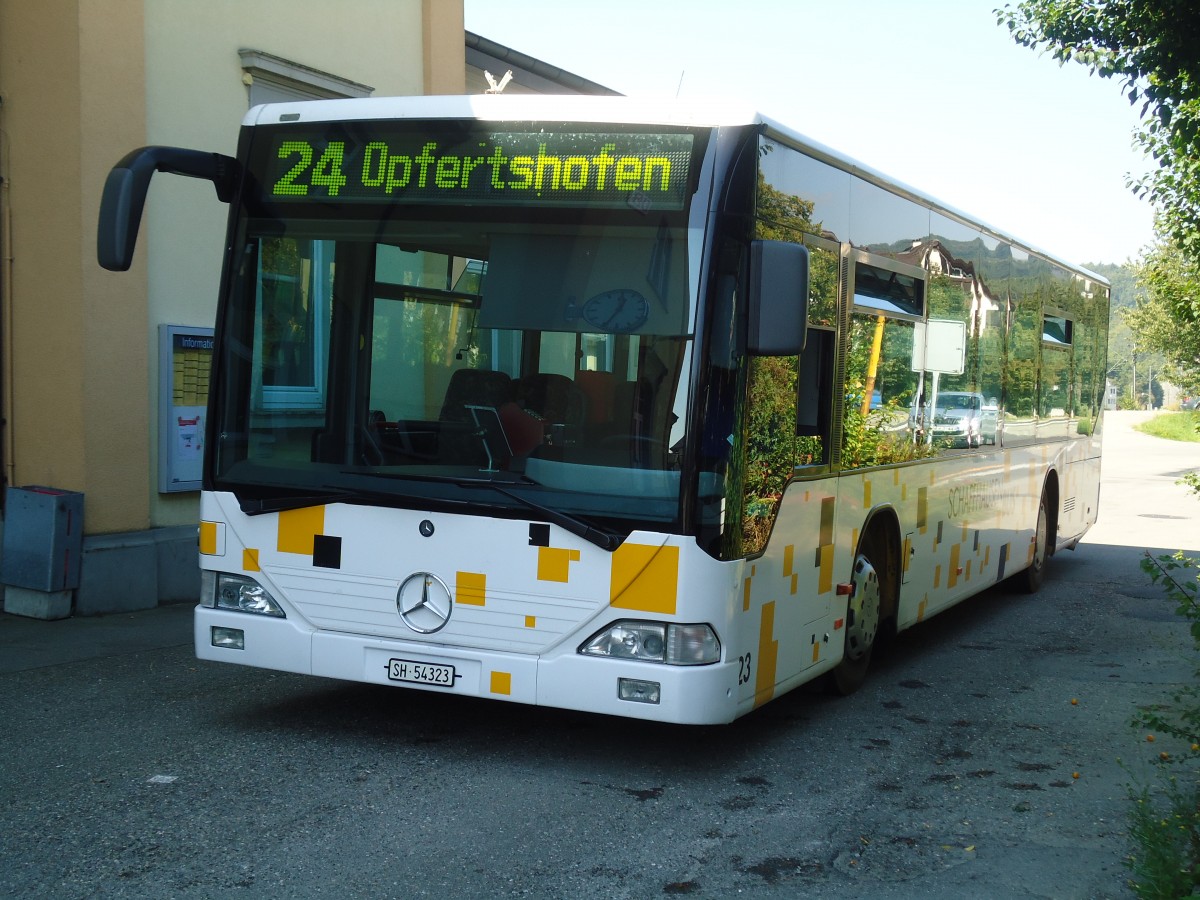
[[264, 128, 695, 210]]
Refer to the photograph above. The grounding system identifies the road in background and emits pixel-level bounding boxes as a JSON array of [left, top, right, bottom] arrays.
[[1088, 410, 1200, 553], [1, 410, 1196, 898]]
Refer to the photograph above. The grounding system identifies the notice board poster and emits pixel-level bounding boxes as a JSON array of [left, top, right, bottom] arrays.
[[158, 325, 214, 492]]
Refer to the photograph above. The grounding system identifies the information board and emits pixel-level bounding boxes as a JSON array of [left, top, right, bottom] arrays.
[[158, 325, 214, 493]]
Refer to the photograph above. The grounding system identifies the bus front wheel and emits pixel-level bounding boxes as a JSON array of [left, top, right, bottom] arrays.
[[830, 534, 885, 695]]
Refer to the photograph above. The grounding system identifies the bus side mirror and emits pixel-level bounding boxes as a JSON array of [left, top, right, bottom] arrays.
[[98, 166, 148, 272], [97, 146, 239, 271], [748, 240, 808, 356]]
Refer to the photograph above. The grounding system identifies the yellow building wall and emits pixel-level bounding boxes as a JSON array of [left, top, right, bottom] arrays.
[[424, 0, 467, 95], [0, 0, 466, 538], [0, 0, 150, 534]]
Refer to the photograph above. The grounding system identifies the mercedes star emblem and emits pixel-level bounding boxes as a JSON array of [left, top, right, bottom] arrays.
[[396, 571, 453, 634]]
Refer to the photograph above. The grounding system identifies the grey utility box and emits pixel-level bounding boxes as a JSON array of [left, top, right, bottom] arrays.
[[1, 486, 84, 592]]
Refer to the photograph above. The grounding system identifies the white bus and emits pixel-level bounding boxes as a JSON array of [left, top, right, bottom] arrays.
[[98, 96, 1108, 724]]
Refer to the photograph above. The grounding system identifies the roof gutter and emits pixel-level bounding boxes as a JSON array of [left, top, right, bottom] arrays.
[[465, 30, 621, 96]]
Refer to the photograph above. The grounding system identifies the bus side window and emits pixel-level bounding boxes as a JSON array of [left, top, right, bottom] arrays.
[[797, 327, 833, 454], [740, 354, 802, 554], [841, 313, 922, 469], [797, 240, 839, 457]]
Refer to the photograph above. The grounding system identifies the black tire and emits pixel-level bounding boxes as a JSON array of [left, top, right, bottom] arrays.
[[830, 530, 888, 696], [1017, 491, 1050, 594]]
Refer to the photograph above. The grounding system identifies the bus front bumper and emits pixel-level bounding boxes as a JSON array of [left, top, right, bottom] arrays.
[[195, 606, 740, 725]]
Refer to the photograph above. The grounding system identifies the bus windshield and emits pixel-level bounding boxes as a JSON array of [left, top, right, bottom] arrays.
[[211, 121, 712, 534]]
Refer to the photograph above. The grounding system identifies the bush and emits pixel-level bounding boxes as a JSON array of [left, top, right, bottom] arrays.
[[1127, 775, 1200, 899], [1127, 549, 1200, 897]]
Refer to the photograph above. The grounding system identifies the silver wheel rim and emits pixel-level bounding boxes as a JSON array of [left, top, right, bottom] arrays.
[[846, 554, 881, 661], [1032, 501, 1048, 572]]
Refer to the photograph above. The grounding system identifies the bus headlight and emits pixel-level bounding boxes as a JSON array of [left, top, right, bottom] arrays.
[[579, 621, 720, 665], [201, 571, 285, 618]]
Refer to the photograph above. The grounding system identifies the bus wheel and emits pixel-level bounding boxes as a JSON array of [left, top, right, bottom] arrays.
[[830, 536, 884, 695], [1018, 490, 1050, 594]]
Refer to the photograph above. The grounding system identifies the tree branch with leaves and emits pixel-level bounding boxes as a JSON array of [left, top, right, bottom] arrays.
[[1128, 238, 1200, 395], [998, 1, 1200, 261]]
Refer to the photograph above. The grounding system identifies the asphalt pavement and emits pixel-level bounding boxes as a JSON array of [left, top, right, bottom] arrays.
[[1087, 410, 1200, 552], [0, 599, 193, 675]]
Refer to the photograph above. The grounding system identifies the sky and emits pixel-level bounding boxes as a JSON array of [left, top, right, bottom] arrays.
[[464, 0, 1155, 267]]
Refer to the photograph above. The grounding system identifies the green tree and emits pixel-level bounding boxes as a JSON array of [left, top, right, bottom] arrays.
[[1129, 238, 1200, 395], [998, 1, 1200, 260]]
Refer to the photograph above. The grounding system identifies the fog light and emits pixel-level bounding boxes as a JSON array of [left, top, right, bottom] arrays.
[[619, 677, 660, 704], [211, 626, 244, 650]]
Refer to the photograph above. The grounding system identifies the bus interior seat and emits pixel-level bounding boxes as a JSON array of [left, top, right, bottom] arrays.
[[575, 370, 616, 424], [360, 408, 387, 464], [439, 368, 514, 423], [517, 372, 586, 424]]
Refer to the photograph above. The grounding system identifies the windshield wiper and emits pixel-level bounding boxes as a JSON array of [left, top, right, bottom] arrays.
[[335, 469, 621, 551], [472, 483, 621, 552], [238, 490, 356, 516]]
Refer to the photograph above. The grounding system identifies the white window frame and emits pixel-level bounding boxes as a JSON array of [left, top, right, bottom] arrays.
[[254, 241, 331, 412], [239, 49, 373, 104]]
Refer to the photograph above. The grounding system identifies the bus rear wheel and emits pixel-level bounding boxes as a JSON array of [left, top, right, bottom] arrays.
[[1017, 490, 1050, 594], [830, 534, 885, 695]]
